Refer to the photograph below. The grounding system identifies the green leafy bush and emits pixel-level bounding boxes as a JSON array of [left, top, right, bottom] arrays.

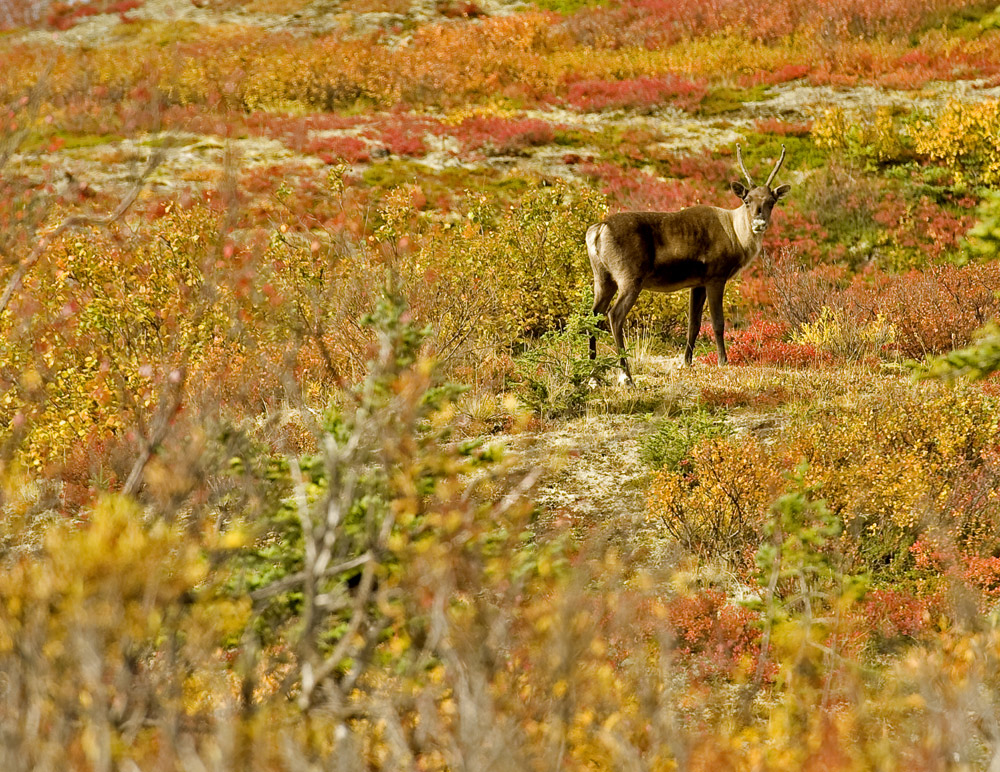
[[641, 407, 731, 471], [513, 293, 617, 418]]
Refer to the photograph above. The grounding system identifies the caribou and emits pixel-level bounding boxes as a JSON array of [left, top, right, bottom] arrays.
[[586, 144, 790, 384]]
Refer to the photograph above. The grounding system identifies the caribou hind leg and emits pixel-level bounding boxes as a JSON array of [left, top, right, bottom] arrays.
[[590, 272, 616, 361], [587, 221, 639, 385], [587, 222, 618, 363], [608, 284, 641, 385]]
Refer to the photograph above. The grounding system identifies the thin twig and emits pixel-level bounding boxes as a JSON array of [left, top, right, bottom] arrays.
[[250, 553, 372, 603], [122, 361, 185, 497], [0, 150, 163, 317]]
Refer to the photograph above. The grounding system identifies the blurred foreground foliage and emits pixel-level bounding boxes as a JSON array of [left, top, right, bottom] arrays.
[[6, 6, 1000, 766]]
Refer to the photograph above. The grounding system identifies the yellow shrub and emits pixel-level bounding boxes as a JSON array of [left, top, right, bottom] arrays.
[[647, 435, 787, 566], [913, 100, 1000, 185], [0, 493, 249, 768], [646, 381, 1000, 575], [794, 306, 896, 361], [813, 105, 911, 164]]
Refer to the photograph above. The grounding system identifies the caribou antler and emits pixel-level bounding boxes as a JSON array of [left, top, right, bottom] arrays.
[[765, 144, 786, 188], [736, 144, 754, 188]]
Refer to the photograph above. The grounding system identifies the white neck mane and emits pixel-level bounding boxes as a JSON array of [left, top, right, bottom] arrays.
[[732, 204, 764, 256]]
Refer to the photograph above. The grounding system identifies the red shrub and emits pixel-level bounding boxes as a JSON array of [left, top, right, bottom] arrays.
[[436, 0, 483, 17], [740, 64, 813, 87], [364, 113, 444, 157], [666, 588, 763, 681], [910, 538, 947, 572], [699, 316, 826, 367], [662, 152, 734, 184], [306, 135, 370, 164], [45, 0, 141, 28], [562, 74, 707, 113], [861, 588, 934, 640], [753, 118, 813, 136], [558, 0, 983, 49], [582, 162, 730, 213], [871, 194, 976, 263], [764, 201, 828, 263], [963, 556, 1000, 599], [450, 116, 555, 156], [698, 384, 793, 410], [846, 262, 1000, 357]]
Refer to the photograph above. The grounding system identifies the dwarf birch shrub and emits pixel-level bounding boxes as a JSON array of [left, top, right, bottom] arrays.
[[647, 382, 1000, 579], [430, 180, 608, 344], [793, 305, 897, 362], [913, 100, 1000, 186], [641, 407, 732, 471]]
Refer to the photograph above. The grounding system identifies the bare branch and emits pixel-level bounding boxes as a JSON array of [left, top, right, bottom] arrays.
[[250, 553, 373, 603], [0, 150, 163, 317], [122, 360, 185, 498]]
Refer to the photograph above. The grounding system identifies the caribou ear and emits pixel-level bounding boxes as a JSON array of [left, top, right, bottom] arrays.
[[773, 183, 792, 200], [730, 180, 749, 200]]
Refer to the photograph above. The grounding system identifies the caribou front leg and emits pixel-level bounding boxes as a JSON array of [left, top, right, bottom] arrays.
[[707, 282, 728, 366], [685, 286, 706, 366]]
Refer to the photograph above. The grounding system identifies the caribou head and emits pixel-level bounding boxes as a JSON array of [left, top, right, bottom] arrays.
[[732, 144, 791, 235]]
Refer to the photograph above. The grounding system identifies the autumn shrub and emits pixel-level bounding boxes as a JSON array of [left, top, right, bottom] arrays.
[[861, 587, 939, 644], [762, 199, 829, 262], [647, 434, 785, 572], [6, 2, 1000, 120], [697, 382, 794, 410], [849, 262, 1000, 357], [0, 204, 232, 475], [664, 587, 762, 682], [747, 247, 849, 326], [450, 115, 556, 156], [753, 117, 813, 136], [558, 0, 993, 49], [0, 298, 558, 771], [912, 100, 1000, 186], [923, 321, 1000, 381], [813, 105, 915, 167], [0, 163, 404, 481], [647, 381, 1000, 579], [302, 133, 370, 164], [562, 73, 707, 112], [750, 249, 1000, 361], [45, 0, 142, 29], [0, 493, 249, 772], [793, 305, 897, 362], [583, 161, 728, 212], [430, 179, 608, 342], [794, 163, 888, 267], [816, 100, 1000, 190], [699, 316, 826, 367], [871, 192, 976, 268], [364, 112, 446, 158]]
